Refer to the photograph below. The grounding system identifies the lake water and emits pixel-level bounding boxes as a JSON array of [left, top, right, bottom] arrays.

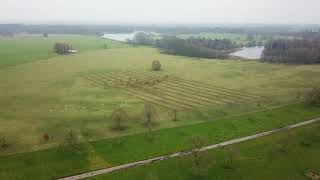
[[102, 32, 136, 42], [102, 31, 158, 42], [230, 46, 264, 59]]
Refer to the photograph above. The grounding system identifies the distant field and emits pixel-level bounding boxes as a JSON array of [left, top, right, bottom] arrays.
[[91, 121, 320, 180], [0, 34, 129, 68]]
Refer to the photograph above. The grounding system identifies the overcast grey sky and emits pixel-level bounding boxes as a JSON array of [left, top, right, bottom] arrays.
[[1, 0, 319, 25]]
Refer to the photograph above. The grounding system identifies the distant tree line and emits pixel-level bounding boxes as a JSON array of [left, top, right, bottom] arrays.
[[261, 38, 320, 64], [1, 24, 319, 37], [246, 34, 265, 47], [126, 32, 156, 45], [128, 33, 237, 59], [186, 37, 237, 50], [156, 36, 237, 58]]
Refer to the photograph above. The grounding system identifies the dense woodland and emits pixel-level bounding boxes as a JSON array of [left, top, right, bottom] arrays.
[[262, 38, 320, 64], [156, 36, 236, 58], [127, 32, 237, 58]]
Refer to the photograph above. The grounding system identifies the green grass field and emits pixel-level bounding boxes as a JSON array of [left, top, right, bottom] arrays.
[[0, 104, 319, 179], [0, 35, 320, 180], [91, 121, 320, 180], [1, 40, 320, 155], [0, 34, 129, 68]]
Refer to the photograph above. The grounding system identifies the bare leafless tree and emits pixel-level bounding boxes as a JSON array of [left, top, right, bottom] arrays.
[[142, 103, 157, 140], [224, 145, 238, 169], [189, 136, 208, 176], [65, 130, 78, 150], [279, 130, 290, 153]]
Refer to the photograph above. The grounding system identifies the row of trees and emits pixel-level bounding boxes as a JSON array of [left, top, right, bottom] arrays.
[[261, 38, 320, 64], [127, 32, 156, 46]]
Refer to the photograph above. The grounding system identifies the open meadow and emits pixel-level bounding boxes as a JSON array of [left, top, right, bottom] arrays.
[[0, 35, 320, 179], [0, 34, 128, 68], [1, 35, 320, 155]]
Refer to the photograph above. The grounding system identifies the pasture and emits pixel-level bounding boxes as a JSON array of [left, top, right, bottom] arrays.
[[0, 34, 128, 68], [0, 35, 320, 179], [0, 43, 320, 155]]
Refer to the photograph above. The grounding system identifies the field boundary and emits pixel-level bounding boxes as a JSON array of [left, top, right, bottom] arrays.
[[57, 118, 320, 180]]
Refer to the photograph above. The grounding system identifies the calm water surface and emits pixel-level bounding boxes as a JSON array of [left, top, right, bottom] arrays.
[[230, 46, 264, 59]]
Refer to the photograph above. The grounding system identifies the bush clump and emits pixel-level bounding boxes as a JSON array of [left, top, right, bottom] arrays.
[[40, 133, 50, 143], [304, 86, 320, 106], [152, 60, 161, 71], [0, 136, 8, 149]]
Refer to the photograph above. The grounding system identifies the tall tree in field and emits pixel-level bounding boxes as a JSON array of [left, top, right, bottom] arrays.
[[189, 136, 208, 177], [142, 103, 157, 140], [224, 145, 238, 169]]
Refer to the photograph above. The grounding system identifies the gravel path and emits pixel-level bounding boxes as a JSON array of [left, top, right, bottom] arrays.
[[57, 118, 320, 180]]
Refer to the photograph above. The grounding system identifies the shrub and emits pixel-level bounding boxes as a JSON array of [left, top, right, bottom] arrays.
[[152, 60, 161, 71], [0, 136, 8, 149], [40, 133, 50, 143], [44, 133, 49, 140]]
